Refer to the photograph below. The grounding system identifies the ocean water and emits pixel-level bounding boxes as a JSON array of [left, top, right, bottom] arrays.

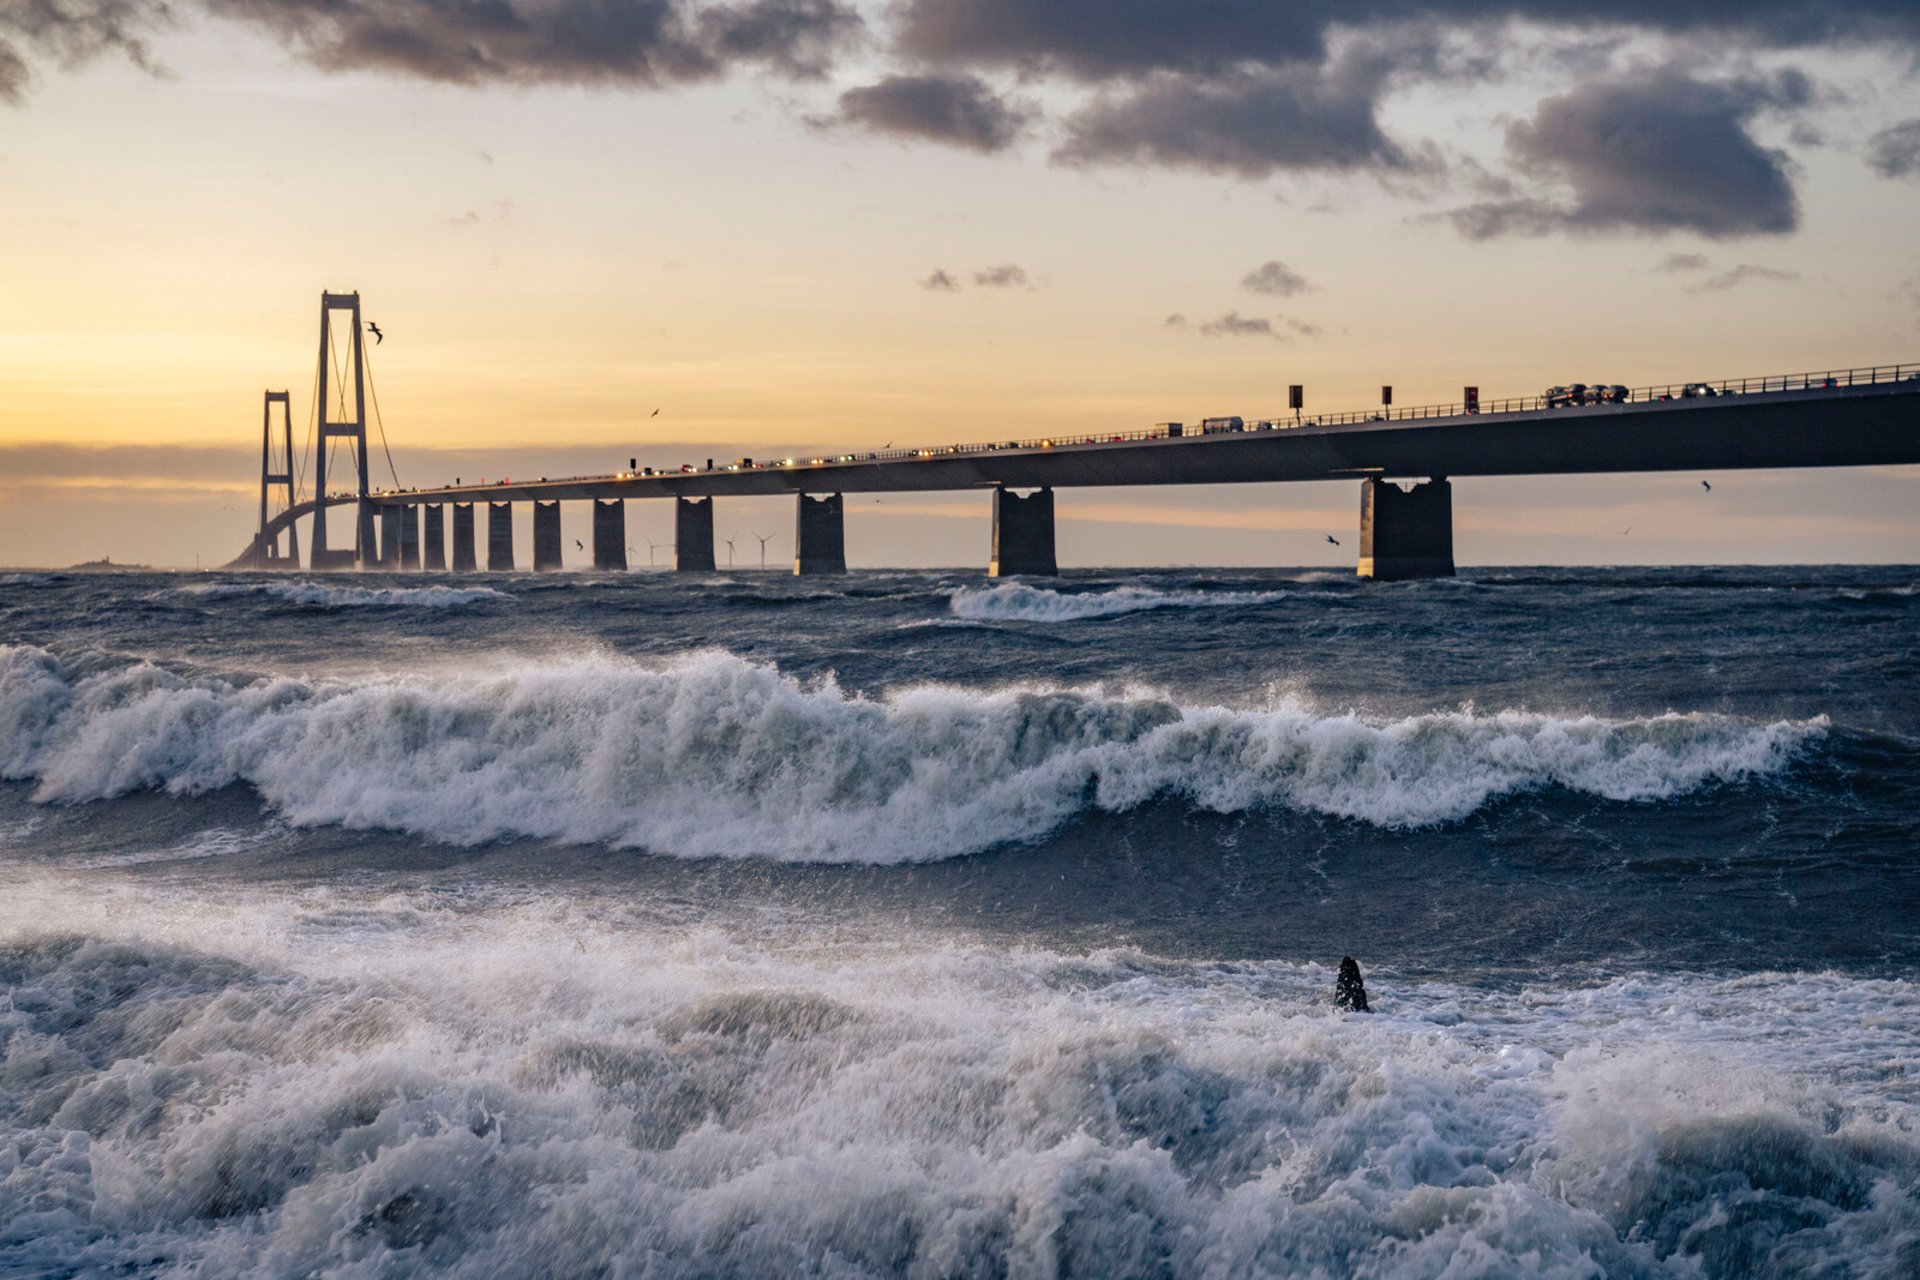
[[1, 565, 1917, 1278]]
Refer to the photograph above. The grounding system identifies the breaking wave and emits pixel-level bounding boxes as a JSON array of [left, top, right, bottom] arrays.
[[0, 911, 1915, 1279], [0, 644, 1822, 862], [948, 583, 1289, 622], [182, 581, 510, 609]]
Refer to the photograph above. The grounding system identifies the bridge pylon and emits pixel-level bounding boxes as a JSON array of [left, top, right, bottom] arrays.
[[255, 390, 298, 567], [309, 291, 375, 569]]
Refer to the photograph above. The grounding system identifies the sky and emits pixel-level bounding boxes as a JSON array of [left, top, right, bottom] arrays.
[[1, 0, 1918, 570]]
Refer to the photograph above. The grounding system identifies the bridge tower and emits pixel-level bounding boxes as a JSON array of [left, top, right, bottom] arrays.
[[256, 390, 298, 566], [309, 291, 375, 569]]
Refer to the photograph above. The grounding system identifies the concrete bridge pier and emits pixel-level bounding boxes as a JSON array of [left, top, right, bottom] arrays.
[[592, 500, 627, 570], [451, 504, 477, 572], [378, 506, 402, 568], [675, 497, 716, 572], [989, 487, 1057, 577], [1358, 477, 1455, 581], [488, 502, 515, 572], [533, 501, 563, 571], [399, 507, 421, 569], [794, 494, 846, 575], [357, 500, 380, 569], [423, 505, 446, 572]]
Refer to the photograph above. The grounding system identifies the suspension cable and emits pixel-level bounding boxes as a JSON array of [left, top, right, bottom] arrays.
[[361, 340, 402, 490]]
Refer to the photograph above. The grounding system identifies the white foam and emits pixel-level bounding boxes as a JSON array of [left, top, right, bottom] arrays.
[[0, 573, 52, 587], [948, 582, 1289, 622], [181, 581, 510, 609], [0, 877, 1913, 1278], [0, 644, 1824, 863]]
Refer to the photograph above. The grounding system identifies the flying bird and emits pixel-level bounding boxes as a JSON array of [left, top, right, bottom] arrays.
[[574, 539, 584, 550], [650, 408, 659, 417], [1325, 535, 1340, 546], [1701, 480, 1712, 492], [1618, 527, 1632, 536], [366, 322, 383, 344]]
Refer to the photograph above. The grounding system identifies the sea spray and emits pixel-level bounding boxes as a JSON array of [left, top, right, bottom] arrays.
[[949, 582, 1290, 622], [0, 644, 1822, 861]]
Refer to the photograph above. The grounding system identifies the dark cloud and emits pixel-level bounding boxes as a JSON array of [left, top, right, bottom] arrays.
[[0, 0, 863, 101], [1654, 252, 1711, 272], [833, 73, 1030, 152], [1054, 58, 1423, 178], [891, 1, 1920, 81], [1241, 260, 1312, 296], [972, 263, 1028, 288], [1867, 119, 1920, 179], [919, 269, 961, 291], [1447, 69, 1805, 239], [1682, 264, 1802, 292]]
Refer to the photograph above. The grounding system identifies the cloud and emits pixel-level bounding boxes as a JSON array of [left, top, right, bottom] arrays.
[[1053, 59, 1424, 179], [1241, 260, 1313, 296], [0, 0, 864, 102], [1187, 312, 1321, 340], [1867, 118, 1920, 179], [1682, 264, 1802, 292], [1654, 252, 1711, 272], [832, 73, 1031, 152], [972, 263, 1028, 288], [1445, 68, 1806, 239], [918, 269, 961, 291]]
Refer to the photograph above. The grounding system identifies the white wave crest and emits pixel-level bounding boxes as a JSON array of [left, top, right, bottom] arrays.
[[0, 573, 53, 586], [948, 582, 1289, 622], [182, 581, 509, 609], [0, 644, 1824, 862]]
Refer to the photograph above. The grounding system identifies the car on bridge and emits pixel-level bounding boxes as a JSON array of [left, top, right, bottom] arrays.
[[1588, 384, 1630, 403], [1544, 384, 1587, 407]]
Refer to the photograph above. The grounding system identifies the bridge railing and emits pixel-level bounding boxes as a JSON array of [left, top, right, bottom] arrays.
[[364, 360, 1919, 496]]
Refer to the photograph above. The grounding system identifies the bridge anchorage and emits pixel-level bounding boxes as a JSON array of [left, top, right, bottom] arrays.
[[231, 293, 1920, 578]]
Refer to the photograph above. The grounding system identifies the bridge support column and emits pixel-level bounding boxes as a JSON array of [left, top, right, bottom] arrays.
[[398, 507, 421, 570], [989, 487, 1057, 577], [592, 500, 627, 570], [1358, 477, 1454, 581], [451, 504, 476, 572], [533, 501, 563, 571], [377, 506, 402, 568], [675, 497, 715, 572], [357, 500, 381, 569], [488, 503, 515, 572], [794, 494, 846, 575], [423, 505, 446, 572]]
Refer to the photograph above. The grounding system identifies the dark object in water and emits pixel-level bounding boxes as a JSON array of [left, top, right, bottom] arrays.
[[1335, 956, 1371, 1012]]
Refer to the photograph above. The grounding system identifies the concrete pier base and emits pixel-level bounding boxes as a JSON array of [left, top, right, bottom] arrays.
[[794, 493, 846, 575], [989, 487, 1057, 577], [378, 506, 402, 568], [533, 501, 563, 571], [357, 500, 380, 569], [423, 506, 446, 572], [675, 497, 715, 572], [592, 500, 627, 570], [1358, 477, 1454, 580], [399, 507, 421, 569], [451, 504, 476, 572], [488, 502, 515, 572]]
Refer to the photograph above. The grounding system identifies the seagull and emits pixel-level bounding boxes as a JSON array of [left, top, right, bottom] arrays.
[[650, 408, 659, 417], [366, 322, 383, 344], [1701, 480, 1712, 492], [1618, 527, 1632, 536], [1325, 535, 1340, 546], [574, 539, 584, 550]]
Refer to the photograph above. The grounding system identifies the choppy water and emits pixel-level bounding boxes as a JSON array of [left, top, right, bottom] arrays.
[[2, 566, 1918, 1277]]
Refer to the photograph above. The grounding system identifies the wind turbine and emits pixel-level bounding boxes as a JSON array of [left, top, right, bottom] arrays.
[[645, 539, 673, 567], [722, 537, 736, 570], [751, 531, 773, 568]]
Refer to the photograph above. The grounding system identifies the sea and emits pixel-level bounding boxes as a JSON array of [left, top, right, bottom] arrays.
[[1, 565, 1917, 1278]]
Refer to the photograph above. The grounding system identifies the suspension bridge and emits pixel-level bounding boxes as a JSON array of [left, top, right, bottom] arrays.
[[236, 291, 1920, 579]]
